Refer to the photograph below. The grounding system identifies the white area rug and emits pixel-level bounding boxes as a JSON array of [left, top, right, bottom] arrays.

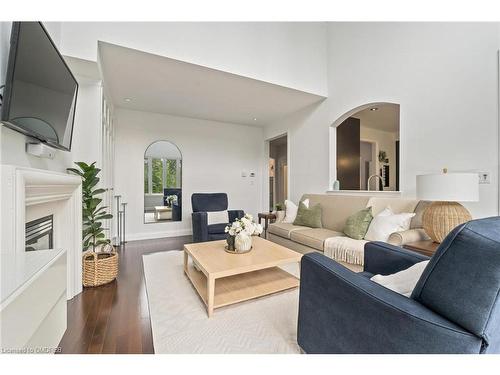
[[142, 251, 301, 354]]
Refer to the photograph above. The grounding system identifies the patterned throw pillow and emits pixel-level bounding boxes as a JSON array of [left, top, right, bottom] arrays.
[[344, 207, 374, 240], [293, 202, 322, 228]]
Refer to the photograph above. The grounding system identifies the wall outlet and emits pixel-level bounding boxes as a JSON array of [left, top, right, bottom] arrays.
[[241, 171, 247, 177], [478, 172, 490, 184], [249, 172, 255, 178]]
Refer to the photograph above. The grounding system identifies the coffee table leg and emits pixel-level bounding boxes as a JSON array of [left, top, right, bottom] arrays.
[[183, 250, 188, 273], [207, 276, 215, 317]]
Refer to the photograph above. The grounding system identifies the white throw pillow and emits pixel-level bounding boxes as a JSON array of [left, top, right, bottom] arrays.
[[377, 206, 394, 217], [364, 208, 415, 242], [370, 260, 429, 297], [283, 199, 309, 223], [207, 210, 229, 225]]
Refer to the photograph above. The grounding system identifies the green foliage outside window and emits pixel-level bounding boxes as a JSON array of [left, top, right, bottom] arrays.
[[144, 158, 180, 194], [151, 158, 163, 193], [166, 159, 178, 188]]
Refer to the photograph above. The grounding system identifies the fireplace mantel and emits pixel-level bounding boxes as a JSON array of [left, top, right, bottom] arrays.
[[1, 165, 83, 304]]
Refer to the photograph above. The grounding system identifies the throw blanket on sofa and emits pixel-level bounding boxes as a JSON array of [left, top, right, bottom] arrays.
[[324, 237, 368, 266]]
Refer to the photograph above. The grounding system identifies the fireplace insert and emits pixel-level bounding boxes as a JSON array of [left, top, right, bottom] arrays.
[[25, 215, 53, 252]]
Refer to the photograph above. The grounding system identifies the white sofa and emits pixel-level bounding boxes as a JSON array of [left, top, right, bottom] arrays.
[[267, 194, 431, 272]]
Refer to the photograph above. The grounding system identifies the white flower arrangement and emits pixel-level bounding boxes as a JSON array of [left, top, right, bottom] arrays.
[[225, 213, 263, 237]]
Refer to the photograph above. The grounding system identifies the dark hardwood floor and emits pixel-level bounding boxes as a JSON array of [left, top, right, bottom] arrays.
[[58, 235, 192, 354]]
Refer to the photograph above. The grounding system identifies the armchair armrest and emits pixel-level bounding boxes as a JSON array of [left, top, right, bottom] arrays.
[[388, 228, 431, 246], [364, 241, 429, 275], [191, 212, 208, 242], [228, 210, 244, 222], [298, 253, 482, 354]]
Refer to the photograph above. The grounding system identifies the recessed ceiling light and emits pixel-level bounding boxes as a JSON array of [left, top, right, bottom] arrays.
[[124, 98, 132, 103], [253, 118, 257, 121], [370, 107, 378, 111]]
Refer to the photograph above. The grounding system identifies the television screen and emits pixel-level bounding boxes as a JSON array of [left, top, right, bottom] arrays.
[[1, 22, 78, 151]]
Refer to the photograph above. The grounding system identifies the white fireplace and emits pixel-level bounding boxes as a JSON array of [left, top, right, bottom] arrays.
[[0, 165, 82, 351]]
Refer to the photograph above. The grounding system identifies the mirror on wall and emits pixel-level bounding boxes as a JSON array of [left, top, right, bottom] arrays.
[[335, 103, 400, 191], [144, 140, 182, 223]]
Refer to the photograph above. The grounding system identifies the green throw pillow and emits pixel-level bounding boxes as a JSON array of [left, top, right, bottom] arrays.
[[293, 202, 322, 228], [344, 207, 373, 240]]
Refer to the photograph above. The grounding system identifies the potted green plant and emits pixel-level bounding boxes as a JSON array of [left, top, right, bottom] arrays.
[[68, 162, 117, 287], [274, 202, 285, 222]]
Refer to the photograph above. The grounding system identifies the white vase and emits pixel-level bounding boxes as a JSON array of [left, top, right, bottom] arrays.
[[235, 233, 252, 252]]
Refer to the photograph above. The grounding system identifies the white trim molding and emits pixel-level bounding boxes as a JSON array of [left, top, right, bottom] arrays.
[[0, 165, 83, 302]]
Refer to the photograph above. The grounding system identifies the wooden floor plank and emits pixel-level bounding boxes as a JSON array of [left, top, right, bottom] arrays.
[[58, 235, 192, 354]]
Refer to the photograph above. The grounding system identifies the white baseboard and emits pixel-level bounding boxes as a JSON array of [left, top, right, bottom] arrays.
[[122, 229, 193, 242]]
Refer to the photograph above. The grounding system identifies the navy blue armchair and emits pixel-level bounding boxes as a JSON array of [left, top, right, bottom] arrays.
[[191, 193, 244, 242], [163, 188, 182, 221], [298, 217, 500, 354]]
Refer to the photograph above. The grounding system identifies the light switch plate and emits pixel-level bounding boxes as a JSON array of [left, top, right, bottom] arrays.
[[478, 172, 490, 184], [241, 171, 247, 177]]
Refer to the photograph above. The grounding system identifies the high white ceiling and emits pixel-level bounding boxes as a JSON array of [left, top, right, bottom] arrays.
[[97, 42, 325, 127], [354, 103, 400, 133]]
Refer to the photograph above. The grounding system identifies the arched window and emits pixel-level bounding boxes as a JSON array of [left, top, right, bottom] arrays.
[[144, 140, 182, 223]]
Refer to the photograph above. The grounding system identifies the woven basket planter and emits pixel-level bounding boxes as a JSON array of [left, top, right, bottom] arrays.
[[82, 250, 118, 287]]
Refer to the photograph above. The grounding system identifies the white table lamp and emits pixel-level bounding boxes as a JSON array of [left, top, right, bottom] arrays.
[[416, 169, 478, 243]]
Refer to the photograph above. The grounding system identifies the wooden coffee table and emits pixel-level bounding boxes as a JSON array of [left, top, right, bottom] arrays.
[[183, 236, 302, 317]]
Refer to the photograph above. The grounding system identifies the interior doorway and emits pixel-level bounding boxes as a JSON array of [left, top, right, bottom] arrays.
[[269, 135, 288, 211], [360, 140, 376, 190]]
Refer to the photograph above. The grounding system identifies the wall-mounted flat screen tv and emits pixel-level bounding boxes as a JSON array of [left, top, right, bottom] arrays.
[[1, 22, 78, 151]]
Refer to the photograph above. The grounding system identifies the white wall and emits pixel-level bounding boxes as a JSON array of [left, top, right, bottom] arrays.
[[59, 22, 328, 96], [114, 108, 264, 240], [69, 80, 103, 166], [266, 22, 500, 218], [0, 81, 102, 173], [0, 23, 8, 87], [0, 22, 103, 174], [0, 21, 73, 171]]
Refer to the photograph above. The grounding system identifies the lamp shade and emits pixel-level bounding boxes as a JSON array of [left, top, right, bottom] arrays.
[[416, 172, 479, 202]]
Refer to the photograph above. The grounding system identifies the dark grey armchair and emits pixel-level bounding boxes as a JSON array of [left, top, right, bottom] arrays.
[[297, 216, 500, 354], [191, 193, 244, 242]]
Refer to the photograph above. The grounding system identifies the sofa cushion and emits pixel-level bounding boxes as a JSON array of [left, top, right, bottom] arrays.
[[364, 208, 415, 242], [268, 222, 309, 239], [192, 193, 228, 212], [411, 217, 500, 343], [283, 199, 309, 223], [293, 202, 323, 228], [366, 197, 419, 216], [207, 210, 229, 225], [300, 194, 371, 232], [207, 223, 228, 234], [344, 207, 373, 240], [290, 228, 344, 251], [371, 260, 429, 297]]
